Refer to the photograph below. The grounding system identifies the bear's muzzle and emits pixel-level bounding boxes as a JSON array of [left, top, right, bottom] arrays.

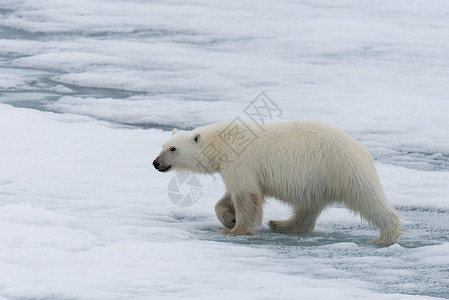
[[153, 158, 171, 172]]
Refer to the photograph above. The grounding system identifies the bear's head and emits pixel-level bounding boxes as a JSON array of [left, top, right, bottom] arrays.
[[153, 128, 203, 173]]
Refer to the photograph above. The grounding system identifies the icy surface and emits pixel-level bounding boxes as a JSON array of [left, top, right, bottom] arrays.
[[1, 0, 449, 299], [1, 105, 448, 299]]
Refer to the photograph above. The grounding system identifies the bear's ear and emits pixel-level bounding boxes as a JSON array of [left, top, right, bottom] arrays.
[[172, 128, 178, 135], [193, 133, 201, 144]]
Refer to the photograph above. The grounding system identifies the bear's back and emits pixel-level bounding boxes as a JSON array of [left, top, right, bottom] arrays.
[[217, 120, 375, 203]]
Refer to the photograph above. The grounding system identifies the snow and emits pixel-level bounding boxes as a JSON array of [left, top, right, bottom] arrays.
[[1, 0, 449, 298], [2, 104, 447, 299], [0, 74, 28, 90]]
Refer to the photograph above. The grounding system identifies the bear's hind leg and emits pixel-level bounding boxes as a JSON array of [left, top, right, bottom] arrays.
[[345, 189, 401, 245], [269, 206, 324, 234], [367, 209, 401, 245], [215, 191, 236, 229]]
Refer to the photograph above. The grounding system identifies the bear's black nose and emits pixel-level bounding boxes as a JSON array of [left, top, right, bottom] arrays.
[[153, 160, 160, 169]]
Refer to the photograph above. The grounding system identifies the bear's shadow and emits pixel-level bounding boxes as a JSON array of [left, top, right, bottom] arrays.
[[198, 227, 440, 249], [198, 227, 386, 248], [171, 214, 441, 249]]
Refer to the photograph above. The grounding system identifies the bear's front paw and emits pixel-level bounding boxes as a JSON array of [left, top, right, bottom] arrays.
[[220, 210, 236, 229]]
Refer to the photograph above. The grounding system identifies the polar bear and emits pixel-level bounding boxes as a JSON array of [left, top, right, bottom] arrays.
[[153, 120, 401, 244]]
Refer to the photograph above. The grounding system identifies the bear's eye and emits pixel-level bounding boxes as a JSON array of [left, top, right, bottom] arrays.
[[193, 133, 200, 143], [170, 147, 177, 152]]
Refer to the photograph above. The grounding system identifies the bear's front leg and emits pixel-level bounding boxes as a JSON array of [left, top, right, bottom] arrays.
[[217, 191, 263, 235], [214, 191, 236, 229]]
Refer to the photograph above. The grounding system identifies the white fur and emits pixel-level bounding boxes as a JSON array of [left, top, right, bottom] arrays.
[[154, 120, 401, 244]]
